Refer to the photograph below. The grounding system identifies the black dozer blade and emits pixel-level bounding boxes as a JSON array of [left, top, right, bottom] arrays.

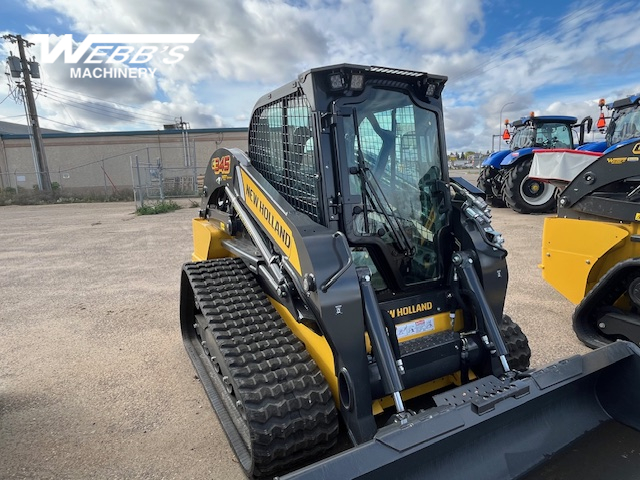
[[277, 341, 640, 480]]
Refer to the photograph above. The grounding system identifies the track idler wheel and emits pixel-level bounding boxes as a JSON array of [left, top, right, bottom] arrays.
[[574, 261, 640, 349], [629, 277, 640, 308]]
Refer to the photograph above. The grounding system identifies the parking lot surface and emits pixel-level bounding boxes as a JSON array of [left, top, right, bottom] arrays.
[[0, 191, 588, 479]]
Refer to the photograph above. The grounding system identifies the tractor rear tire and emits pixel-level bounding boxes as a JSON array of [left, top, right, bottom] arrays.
[[503, 158, 557, 214]]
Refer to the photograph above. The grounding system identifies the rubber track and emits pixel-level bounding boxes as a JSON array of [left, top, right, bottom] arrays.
[[574, 262, 640, 349], [500, 315, 531, 371], [184, 258, 338, 478]]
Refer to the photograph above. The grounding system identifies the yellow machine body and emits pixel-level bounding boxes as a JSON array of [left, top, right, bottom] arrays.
[[541, 217, 640, 304], [195, 216, 466, 416]]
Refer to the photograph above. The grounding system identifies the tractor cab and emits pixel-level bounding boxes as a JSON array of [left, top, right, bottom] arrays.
[[507, 116, 576, 151], [603, 95, 640, 148]]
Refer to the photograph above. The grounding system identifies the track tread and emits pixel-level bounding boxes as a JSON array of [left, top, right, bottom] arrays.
[[500, 314, 531, 371], [574, 262, 640, 349], [184, 257, 338, 477]]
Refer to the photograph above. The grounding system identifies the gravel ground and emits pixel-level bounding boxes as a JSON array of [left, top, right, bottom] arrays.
[[0, 186, 589, 479]]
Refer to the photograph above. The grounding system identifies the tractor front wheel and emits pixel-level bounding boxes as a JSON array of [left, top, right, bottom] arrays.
[[477, 166, 506, 208]]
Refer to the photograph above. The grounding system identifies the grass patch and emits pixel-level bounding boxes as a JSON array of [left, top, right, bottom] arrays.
[[135, 200, 182, 215], [0, 187, 134, 205]]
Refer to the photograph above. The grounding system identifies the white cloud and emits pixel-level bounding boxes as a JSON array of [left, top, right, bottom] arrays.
[[3, 0, 638, 153], [370, 0, 483, 52], [439, 1, 640, 151]]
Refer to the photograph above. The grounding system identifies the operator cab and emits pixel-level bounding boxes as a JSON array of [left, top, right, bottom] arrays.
[[605, 95, 640, 146], [508, 116, 576, 151], [334, 79, 450, 292], [247, 65, 452, 294]]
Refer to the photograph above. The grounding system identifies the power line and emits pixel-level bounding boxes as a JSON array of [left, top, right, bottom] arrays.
[[37, 86, 180, 129], [38, 88, 166, 128], [8, 50, 191, 134], [39, 86, 165, 123], [40, 83, 176, 122], [0, 90, 14, 105], [38, 115, 99, 132]]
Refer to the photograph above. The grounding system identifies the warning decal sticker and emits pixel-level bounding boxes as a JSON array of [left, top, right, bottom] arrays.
[[395, 317, 435, 340]]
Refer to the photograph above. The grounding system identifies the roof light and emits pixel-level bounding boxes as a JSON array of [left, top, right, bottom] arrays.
[[425, 83, 437, 96], [529, 111, 535, 118], [598, 98, 606, 108], [350, 73, 364, 91], [504, 118, 509, 125], [329, 73, 345, 90]]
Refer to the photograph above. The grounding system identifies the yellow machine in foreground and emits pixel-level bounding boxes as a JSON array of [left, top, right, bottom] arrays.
[[180, 66, 640, 479]]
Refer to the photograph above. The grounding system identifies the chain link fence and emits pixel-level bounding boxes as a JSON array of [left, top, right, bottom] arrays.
[[1, 144, 203, 205], [130, 144, 201, 208]]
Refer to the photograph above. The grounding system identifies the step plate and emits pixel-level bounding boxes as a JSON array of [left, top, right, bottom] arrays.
[[433, 375, 530, 414]]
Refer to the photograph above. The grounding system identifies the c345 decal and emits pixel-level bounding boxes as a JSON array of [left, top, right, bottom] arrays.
[[212, 155, 231, 175]]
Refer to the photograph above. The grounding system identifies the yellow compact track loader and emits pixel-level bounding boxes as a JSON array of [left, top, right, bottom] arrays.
[[180, 65, 640, 479], [540, 94, 640, 349]]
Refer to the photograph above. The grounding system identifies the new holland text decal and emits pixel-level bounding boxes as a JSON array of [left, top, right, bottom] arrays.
[[387, 302, 433, 319], [240, 171, 301, 274]]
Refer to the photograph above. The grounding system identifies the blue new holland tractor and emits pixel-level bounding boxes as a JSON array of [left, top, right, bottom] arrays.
[[592, 94, 640, 154], [478, 114, 593, 213]]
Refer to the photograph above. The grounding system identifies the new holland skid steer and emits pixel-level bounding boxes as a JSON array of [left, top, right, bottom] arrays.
[[540, 93, 640, 349], [180, 65, 640, 479]]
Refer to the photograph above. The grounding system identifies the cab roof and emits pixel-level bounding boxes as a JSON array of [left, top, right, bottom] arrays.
[[608, 94, 640, 110], [511, 115, 578, 128]]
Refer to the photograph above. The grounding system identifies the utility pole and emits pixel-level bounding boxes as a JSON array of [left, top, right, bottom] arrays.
[[176, 117, 192, 167], [3, 34, 52, 191]]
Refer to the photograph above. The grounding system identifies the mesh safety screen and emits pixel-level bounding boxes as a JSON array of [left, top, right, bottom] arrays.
[[249, 94, 320, 222]]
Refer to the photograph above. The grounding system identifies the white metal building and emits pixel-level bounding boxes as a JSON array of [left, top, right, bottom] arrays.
[[0, 126, 248, 196]]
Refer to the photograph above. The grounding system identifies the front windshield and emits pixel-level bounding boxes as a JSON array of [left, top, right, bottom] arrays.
[[535, 123, 572, 148], [510, 125, 536, 150], [510, 122, 573, 150], [342, 88, 444, 285], [607, 104, 640, 146]]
